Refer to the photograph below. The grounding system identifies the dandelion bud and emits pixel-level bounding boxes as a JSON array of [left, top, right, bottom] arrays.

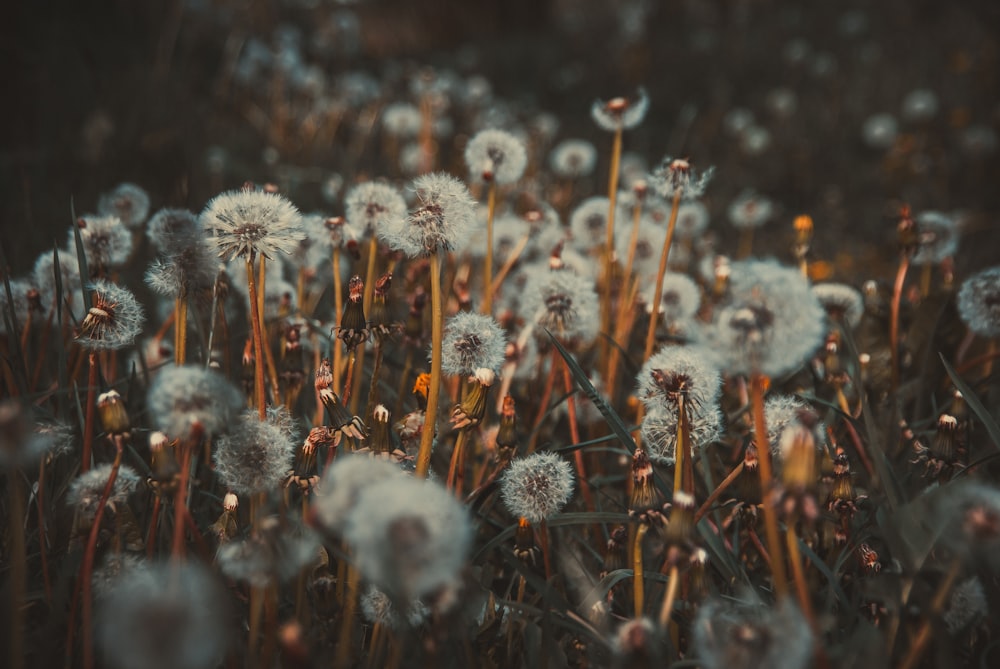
[[148, 432, 178, 489], [96, 389, 130, 436], [779, 411, 820, 492], [223, 492, 239, 512], [628, 448, 662, 519], [514, 516, 537, 564], [896, 205, 919, 256], [451, 371, 493, 430], [665, 490, 696, 549], [369, 405, 394, 456], [495, 395, 518, 464], [337, 275, 368, 349], [500, 451, 575, 523], [368, 272, 394, 342], [793, 215, 814, 246]]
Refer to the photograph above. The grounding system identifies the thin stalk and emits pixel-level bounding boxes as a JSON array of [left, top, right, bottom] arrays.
[[539, 519, 553, 581], [527, 356, 559, 454], [489, 233, 530, 301], [394, 347, 414, 418], [364, 340, 384, 424], [605, 278, 640, 402], [657, 565, 680, 629], [693, 461, 745, 524], [898, 559, 962, 669], [246, 253, 266, 419], [146, 495, 161, 558], [336, 562, 360, 667], [174, 295, 188, 365], [738, 228, 754, 259], [37, 457, 52, 602], [171, 439, 193, 559], [632, 522, 648, 617], [785, 525, 817, 628], [447, 429, 468, 494], [643, 190, 683, 363], [601, 125, 624, 369], [81, 351, 98, 472], [751, 373, 789, 599], [332, 248, 344, 395], [259, 257, 281, 404], [560, 353, 595, 511], [919, 262, 932, 298], [890, 255, 910, 394], [415, 251, 443, 478], [482, 181, 497, 314], [7, 470, 26, 669]]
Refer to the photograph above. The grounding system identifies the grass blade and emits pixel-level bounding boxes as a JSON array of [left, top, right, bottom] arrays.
[[940, 352, 1000, 452]]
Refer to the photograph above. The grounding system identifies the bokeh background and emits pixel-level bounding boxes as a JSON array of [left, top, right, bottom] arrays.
[[4, 0, 1000, 275]]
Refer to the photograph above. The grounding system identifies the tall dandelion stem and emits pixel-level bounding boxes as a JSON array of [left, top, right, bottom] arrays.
[[81, 352, 98, 472], [786, 525, 817, 629], [174, 295, 188, 365], [890, 255, 910, 394], [258, 257, 281, 403], [246, 253, 266, 419], [632, 522, 648, 617], [601, 126, 623, 365], [643, 189, 683, 362], [751, 373, 789, 599], [657, 565, 680, 629], [482, 181, 497, 314], [416, 251, 444, 478], [332, 248, 344, 393]]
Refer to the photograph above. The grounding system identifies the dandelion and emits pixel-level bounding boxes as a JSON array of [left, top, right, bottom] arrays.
[[71, 215, 134, 275], [957, 265, 1000, 337], [147, 365, 243, 441], [147, 208, 200, 255], [360, 586, 429, 630], [312, 454, 407, 534], [217, 516, 320, 587], [728, 189, 773, 258], [522, 267, 599, 345], [912, 211, 958, 266], [500, 451, 575, 523], [344, 475, 471, 599], [692, 598, 814, 669], [214, 409, 297, 496], [944, 577, 987, 635], [0, 277, 35, 337], [67, 463, 140, 522], [615, 217, 667, 278], [549, 139, 598, 178], [33, 248, 82, 317], [381, 102, 422, 139], [203, 188, 304, 261], [97, 182, 150, 230], [901, 89, 939, 123], [96, 562, 229, 669], [757, 394, 824, 460], [591, 87, 649, 132], [145, 242, 217, 300], [812, 282, 864, 329], [344, 181, 407, 238], [862, 113, 898, 150], [464, 128, 527, 185], [381, 172, 478, 258], [441, 312, 507, 376], [643, 272, 700, 326], [650, 157, 716, 201], [76, 279, 145, 351], [569, 196, 612, 253], [674, 200, 710, 240]]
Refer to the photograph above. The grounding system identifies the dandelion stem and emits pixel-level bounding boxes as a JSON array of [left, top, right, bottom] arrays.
[[738, 228, 754, 259], [36, 457, 52, 602], [174, 295, 188, 365], [81, 351, 98, 473], [336, 562, 360, 667], [482, 181, 497, 314], [657, 565, 680, 629], [785, 525, 816, 628], [146, 494, 161, 558], [632, 522, 648, 617], [643, 190, 683, 363], [171, 439, 193, 559], [259, 257, 281, 404], [601, 125, 623, 370], [415, 251, 444, 478], [898, 558, 962, 669], [489, 233, 530, 302], [890, 254, 910, 394], [7, 468, 26, 669], [694, 461, 745, 524], [332, 248, 344, 396], [527, 351, 559, 453], [751, 373, 789, 599], [560, 353, 595, 511], [447, 429, 468, 495], [246, 253, 267, 419]]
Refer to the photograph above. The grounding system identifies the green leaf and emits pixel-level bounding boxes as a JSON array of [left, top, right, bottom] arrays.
[[545, 329, 638, 453], [940, 352, 1000, 452]]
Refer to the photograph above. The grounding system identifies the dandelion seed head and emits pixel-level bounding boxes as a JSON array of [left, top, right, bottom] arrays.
[[522, 267, 599, 344], [75, 280, 145, 351], [944, 577, 987, 635], [692, 598, 814, 669], [344, 182, 407, 237], [217, 517, 320, 587], [313, 454, 408, 534], [360, 586, 430, 630], [643, 272, 701, 324], [727, 190, 773, 230], [98, 182, 151, 230], [957, 266, 1000, 337], [569, 196, 611, 252], [812, 282, 864, 328], [549, 139, 598, 178], [214, 410, 296, 495], [440, 312, 507, 376], [500, 451, 574, 523], [145, 239, 217, 298], [148, 365, 243, 441], [147, 208, 201, 256], [381, 102, 422, 138], [345, 476, 471, 599], [759, 394, 824, 459], [650, 156, 715, 200], [203, 188, 304, 261], [901, 89, 939, 123], [381, 172, 478, 257], [912, 211, 958, 265], [862, 113, 898, 150], [67, 463, 140, 521], [33, 248, 83, 316], [97, 562, 229, 669], [464, 128, 527, 185], [641, 402, 724, 465], [591, 88, 649, 132], [71, 215, 134, 272], [674, 200, 710, 239]]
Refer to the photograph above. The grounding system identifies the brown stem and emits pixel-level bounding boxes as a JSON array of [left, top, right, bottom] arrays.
[[785, 525, 816, 627], [482, 181, 497, 314], [643, 190, 683, 363], [259, 257, 281, 404], [632, 522, 648, 617], [246, 253, 266, 419], [446, 429, 468, 494], [601, 126, 623, 370], [171, 439, 193, 559], [560, 353, 595, 512], [81, 352, 98, 473], [694, 460, 745, 524], [489, 233, 530, 301], [657, 565, 680, 629], [890, 255, 910, 394], [36, 457, 52, 602], [898, 559, 962, 669], [146, 495, 161, 558], [415, 251, 443, 478], [751, 373, 789, 599], [527, 351, 560, 453], [332, 248, 344, 397]]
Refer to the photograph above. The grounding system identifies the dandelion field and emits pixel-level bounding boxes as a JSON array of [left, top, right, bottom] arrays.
[[3, 2, 1000, 668]]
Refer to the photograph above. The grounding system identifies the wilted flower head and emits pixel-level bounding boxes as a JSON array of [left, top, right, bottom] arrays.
[[523, 267, 599, 344], [381, 173, 478, 257], [344, 181, 407, 237], [569, 196, 612, 252], [812, 282, 864, 328], [76, 280, 145, 350], [911, 211, 958, 265], [650, 157, 715, 200], [344, 475, 471, 599], [549, 139, 598, 178], [958, 266, 1000, 337], [147, 366, 243, 441], [441, 312, 507, 376], [692, 598, 813, 669], [464, 128, 527, 184], [727, 189, 773, 230], [71, 215, 134, 274], [97, 562, 229, 669], [361, 586, 430, 630], [98, 182, 150, 230], [706, 260, 825, 378], [203, 187, 304, 261], [312, 454, 407, 533], [591, 88, 649, 132], [217, 516, 320, 587], [500, 451, 575, 523], [67, 463, 140, 521], [214, 409, 296, 495]]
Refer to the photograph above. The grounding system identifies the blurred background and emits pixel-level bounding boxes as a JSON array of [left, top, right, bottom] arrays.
[[4, 0, 1000, 274]]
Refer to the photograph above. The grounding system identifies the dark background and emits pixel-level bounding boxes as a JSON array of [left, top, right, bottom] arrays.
[[4, 0, 1000, 276]]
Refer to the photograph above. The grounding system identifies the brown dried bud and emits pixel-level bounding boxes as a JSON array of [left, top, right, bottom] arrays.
[[97, 390, 130, 436]]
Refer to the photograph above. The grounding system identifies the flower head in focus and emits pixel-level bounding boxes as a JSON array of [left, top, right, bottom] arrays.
[[203, 187, 304, 261], [76, 280, 145, 351], [380, 173, 478, 257], [464, 128, 527, 185], [500, 451, 575, 523], [591, 87, 649, 132]]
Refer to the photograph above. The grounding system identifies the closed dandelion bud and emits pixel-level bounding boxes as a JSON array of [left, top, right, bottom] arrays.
[[315, 359, 366, 440], [779, 412, 820, 492], [97, 389, 130, 436], [76, 280, 145, 351], [500, 451, 575, 523], [514, 516, 537, 564], [665, 490, 696, 548], [223, 491, 239, 513], [692, 599, 813, 669], [931, 413, 961, 464], [896, 206, 919, 256], [368, 272, 394, 342], [629, 448, 662, 519], [734, 442, 762, 504], [793, 214, 813, 246], [451, 369, 494, 429], [148, 431, 178, 490], [603, 525, 629, 575], [369, 405, 394, 456], [337, 275, 368, 348], [495, 395, 518, 463], [96, 563, 229, 669]]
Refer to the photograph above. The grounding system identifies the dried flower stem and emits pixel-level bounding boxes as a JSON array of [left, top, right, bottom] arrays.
[[80, 438, 124, 669], [785, 526, 817, 628], [336, 562, 361, 667], [898, 558, 962, 669], [643, 190, 683, 363], [415, 251, 444, 478], [174, 295, 188, 365], [606, 273, 640, 401], [81, 352, 98, 472], [560, 355, 595, 511], [489, 233, 530, 302], [246, 253, 266, 419], [482, 181, 497, 314], [738, 228, 754, 259], [751, 373, 789, 599], [394, 348, 414, 418], [527, 353, 559, 454], [694, 461, 745, 524], [171, 439, 193, 559], [259, 257, 281, 403], [601, 126, 623, 370], [657, 564, 680, 629], [890, 254, 910, 394], [146, 495, 161, 558], [447, 429, 468, 494], [7, 469, 26, 669], [332, 248, 344, 394], [632, 522, 648, 617]]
